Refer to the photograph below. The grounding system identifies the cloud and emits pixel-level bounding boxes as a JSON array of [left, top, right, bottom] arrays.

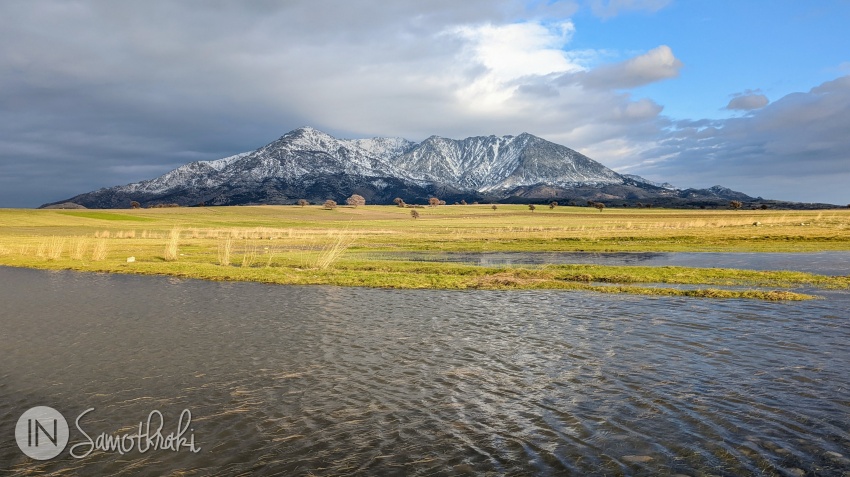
[[725, 93, 769, 111], [2, 1, 842, 207], [562, 45, 683, 90], [0, 1, 686, 207], [587, 0, 673, 19], [636, 75, 850, 203]]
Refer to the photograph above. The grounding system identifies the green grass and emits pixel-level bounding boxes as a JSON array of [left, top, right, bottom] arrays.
[[57, 211, 156, 222], [1, 204, 848, 300]]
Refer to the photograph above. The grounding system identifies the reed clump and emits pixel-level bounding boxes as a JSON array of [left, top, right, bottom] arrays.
[[217, 236, 233, 266], [241, 240, 259, 268], [69, 237, 89, 260], [164, 227, 180, 261], [91, 239, 108, 261], [314, 232, 356, 270]]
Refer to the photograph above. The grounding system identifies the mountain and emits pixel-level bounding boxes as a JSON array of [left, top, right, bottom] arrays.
[[42, 127, 823, 209]]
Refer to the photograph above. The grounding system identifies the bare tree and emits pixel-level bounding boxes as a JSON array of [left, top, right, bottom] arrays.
[[297, 199, 308, 207], [346, 194, 366, 207], [323, 200, 337, 210], [730, 200, 743, 210]]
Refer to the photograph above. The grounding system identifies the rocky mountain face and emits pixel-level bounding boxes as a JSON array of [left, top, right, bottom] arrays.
[[43, 127, 792, 209]]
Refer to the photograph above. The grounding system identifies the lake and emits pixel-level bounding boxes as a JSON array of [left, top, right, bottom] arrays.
[[1, 264, 848, 476]]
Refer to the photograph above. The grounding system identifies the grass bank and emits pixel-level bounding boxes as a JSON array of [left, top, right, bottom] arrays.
[[1, 205, 848, 300]]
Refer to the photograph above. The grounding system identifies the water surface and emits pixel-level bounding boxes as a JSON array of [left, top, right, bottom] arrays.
[[1, 266, 848, 476], [365, 251, 850, 276]]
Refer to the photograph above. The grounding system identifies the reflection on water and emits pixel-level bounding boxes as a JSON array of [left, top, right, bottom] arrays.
[[1, 266, 849, 476], [367, 251, 850, 276]]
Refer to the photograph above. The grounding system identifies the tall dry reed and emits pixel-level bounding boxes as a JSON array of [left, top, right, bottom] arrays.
[[164, 227, 180, 261], [217, 236, 233, 266], [314, 232, 355, 270], [91, 239, 108, 261], [69, 237, 89, 260], [240, 240, 258, 268]]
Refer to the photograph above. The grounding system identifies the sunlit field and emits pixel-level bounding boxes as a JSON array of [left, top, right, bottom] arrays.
[[1, 204, 848, 300]]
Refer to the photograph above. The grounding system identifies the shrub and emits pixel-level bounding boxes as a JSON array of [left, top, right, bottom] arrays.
[[346, 194, 366, 207]]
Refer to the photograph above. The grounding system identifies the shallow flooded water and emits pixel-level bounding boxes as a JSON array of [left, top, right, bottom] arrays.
[[366, 251, 850, 276], [1, 266, 848, 476]]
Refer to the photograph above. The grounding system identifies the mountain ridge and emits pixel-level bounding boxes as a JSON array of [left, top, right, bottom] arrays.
[[41, 127, 837, 209]]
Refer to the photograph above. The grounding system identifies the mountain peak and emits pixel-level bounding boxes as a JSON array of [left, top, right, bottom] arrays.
[[45, 129, 764, 209]]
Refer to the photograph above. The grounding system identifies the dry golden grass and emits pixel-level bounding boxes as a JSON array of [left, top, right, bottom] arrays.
[[217, 236, 233, 266], [0, 205, 847, 300], [164, 227, 180, 261], [91, 239, 108, 261]]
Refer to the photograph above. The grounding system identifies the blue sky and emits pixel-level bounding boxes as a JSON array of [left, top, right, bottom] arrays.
[[572, 1, 850, 121], [1, 0, 849, 207]]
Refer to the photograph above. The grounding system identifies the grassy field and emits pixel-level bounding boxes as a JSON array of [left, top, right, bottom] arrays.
[[1, 204, 849, 300]]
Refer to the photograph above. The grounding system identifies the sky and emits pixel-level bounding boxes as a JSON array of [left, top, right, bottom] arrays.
[[1, 0, 849, 207]]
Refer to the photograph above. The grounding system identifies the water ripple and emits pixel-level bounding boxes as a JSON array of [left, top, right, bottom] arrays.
[[1, 267, 848, 476]]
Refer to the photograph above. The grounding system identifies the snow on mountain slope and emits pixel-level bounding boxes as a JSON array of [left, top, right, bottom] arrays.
[[109, 127, 624, 197]]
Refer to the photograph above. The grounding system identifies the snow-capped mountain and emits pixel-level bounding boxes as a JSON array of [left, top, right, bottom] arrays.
[[42, 127, 761, 208]]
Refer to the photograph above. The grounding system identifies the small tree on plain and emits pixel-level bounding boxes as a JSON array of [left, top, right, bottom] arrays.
[[730, 200, 742, 210], [460, 200, 467, 205], [429, 197, 440, 207], [411, 210, 420, 219], [323, 200, 337, 210], [491, 204, 497, 211], [594, 202, 605, 212], [130, 201, 141, 209], [297, 199, 308, 207], [346, 194, 366, 207], [549, 201, 558, 209], [528, 204, 536, 212], [760, 204, 768, 210]]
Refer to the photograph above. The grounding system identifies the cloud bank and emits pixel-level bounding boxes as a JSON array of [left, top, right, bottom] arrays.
[[0, 1, 847, 206], [638, 75, 850, 203]]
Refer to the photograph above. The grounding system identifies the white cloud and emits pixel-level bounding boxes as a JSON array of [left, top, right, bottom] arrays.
[[725, 93, 769, 111], [565, 45, 683, 90], [452, 21, 581, 110]]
